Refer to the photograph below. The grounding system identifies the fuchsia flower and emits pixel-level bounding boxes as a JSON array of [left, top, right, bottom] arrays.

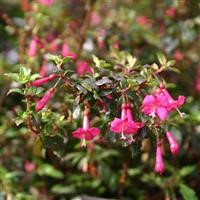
[[173, 50, 184, 61], [72, 108, 100, 147], [91, 12, 102, 26], [35, 87, 55, 111], [194, 69, 200, 93], [61, 42, 77, 60], [31, 74, 57, 87], [165, 7, 176, 17], [110, 103, 144, 140], [24, 161, 36, 172], [76, 60, 92, 76], [155, 87, 185, 117], [38, 0, 54, 6], [28, 37, 39, 57], [166, 131, 179, 156], [142, 86, 185, 120], [39, 60, 48, 77], [154, 140, 165, 174], [136, 16, 151, 27], [141, 94, 169, 121]]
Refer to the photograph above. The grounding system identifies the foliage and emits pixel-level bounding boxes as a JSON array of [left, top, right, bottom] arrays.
[[0, 0, 200, 199]]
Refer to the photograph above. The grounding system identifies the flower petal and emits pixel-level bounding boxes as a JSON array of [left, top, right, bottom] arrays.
[[156, 107, 168, 121]]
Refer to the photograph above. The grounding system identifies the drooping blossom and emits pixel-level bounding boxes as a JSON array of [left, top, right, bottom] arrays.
[[49, 40, 59, 52], [194, 68, 200, 93], [28, 36, 39, 57], [155, 86, 185, 117], [38, 0, 54, 6], [39, 60, 48, 77], [61, 42, 77, 60], [165, 7, 176, 17], [166, 131, 179, 156], [154, 140, 165, 174], [76, 60, 92, 76], [72, 108, 100, 147], [141, 94, 169, 121], [173, 50, 184, 61], [136, 16, 151, 27], [31, 74, 57, 87], [35, 87, 55, 111], [24, 161, 36, 172], [110, 103, 144, 140], [91, 12, 102, 26]]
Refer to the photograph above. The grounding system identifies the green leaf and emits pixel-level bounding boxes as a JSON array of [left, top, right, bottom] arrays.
[[126, 54, 137, 68], [157, 52, 166, 65], [51, 184, 75, 194], [30, 74, 41, 81], [166, 60, 176, 68], [38, 163, 64, 179], [179, 166, 196, 177], [7, 88, 23, 95], [46, 54, 63, 65], [179, 184, 198, 200], [92, 55, 111, 68]]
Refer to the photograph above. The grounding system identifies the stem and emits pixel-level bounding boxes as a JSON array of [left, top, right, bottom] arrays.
[[76, 0, 96, 57]]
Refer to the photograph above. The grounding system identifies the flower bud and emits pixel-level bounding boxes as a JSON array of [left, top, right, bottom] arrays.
[[32, 74, 57, 87], [154, 140, 165, 174], [166, 131, 179, 156], [35, 88, 55, 111]]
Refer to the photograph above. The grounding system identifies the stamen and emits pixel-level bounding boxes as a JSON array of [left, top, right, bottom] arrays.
[[81, 138, 86, 147], [176, 107, 185, 118]]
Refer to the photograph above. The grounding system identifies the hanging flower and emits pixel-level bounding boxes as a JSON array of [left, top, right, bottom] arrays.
[[28, 36, 39, 57], [154, 140, 165, 174], [110, 103, 144, 140], [76, 60, 92, 76], [141, 94, 169, 121], [31, 74, 57, 87], [61, 42, 77, 60], [166, 131, 179, 156], [38, 0, 54, 6], [35, 87, 55, 111], [72, 107, 100, 147]]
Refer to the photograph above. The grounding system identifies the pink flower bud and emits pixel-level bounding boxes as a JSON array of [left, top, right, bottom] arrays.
[[38, 0, 54, 6], [39, 60, 48, 77], [121, 103, 127, 120], [166, 131, 179, 156], [155, 140, 165, 174], [83, 113, 90, 130], [76, 60, 92, 76], [24, 161, 36, 172], [32, 74, 57, 87], [35, 88, 55, 111], [28, 37, 38, 57]]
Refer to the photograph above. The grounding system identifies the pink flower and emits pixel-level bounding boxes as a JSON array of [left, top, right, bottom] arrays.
[[31, 74, 57, 87], [136, 16, 151, 27], [61, 42, 77, 60], [39, 60, 48, 77], [154, 140, 165, 174], [166, 131, 179, 156], [35, 87, 55, 111], [91, 12, 102, 26], [38, 0, 54, 6], [76, 60, 92, 76], [49, 40, 59, 52], [156, 87, 185, 111], [110, 103, 144, 139], [165, 7, 176, 17], [173, 50, 184, 61], [24, 161, 36, 172], [141, 94, 169, 121], [72, 108, 100, 147], [155, 87, 185, 117], [195, 69, 200, 93], [28, 37, 39, 57]]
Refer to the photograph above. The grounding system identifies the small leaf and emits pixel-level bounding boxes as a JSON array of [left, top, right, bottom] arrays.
[[7, 88, 23, 95], [179, 166, 196, 177], [127, 54, 137, 68], [179, 184, 198, 200], [38, 163, 64, 179], [95, 77, 112, 86], [157, 52, 166, 65]]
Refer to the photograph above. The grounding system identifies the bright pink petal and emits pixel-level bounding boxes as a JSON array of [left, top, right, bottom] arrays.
[[156, 107, 168, 121], [177, 95, 185, 107]]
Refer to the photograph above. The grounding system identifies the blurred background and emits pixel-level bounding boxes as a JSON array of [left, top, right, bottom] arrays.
[[0, 0, 200, 199]]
